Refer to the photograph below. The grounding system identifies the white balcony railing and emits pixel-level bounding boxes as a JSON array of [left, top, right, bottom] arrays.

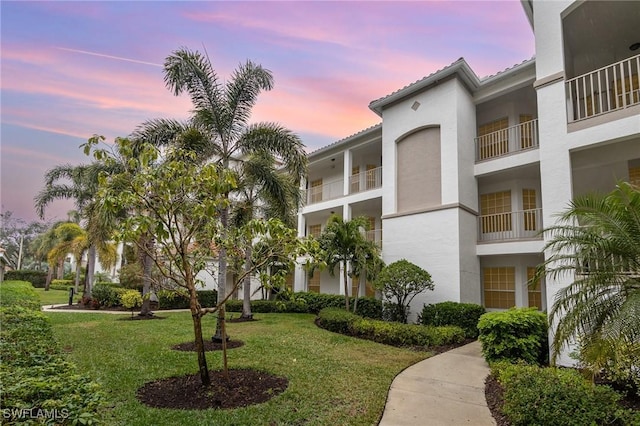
[[478, 208, 543, 242], [365, 229, 382, 248], [349, 166, 382, 194], [474, 119, 539, 162], [566, 54, 640, 122], [306, 179, 344, 205]]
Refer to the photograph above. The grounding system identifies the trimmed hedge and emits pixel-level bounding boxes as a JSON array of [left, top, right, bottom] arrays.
[[224, 293, 383, 319], [0, 281, 106, 424], [491, 362, 637, 426], [478, 307, 548, 365], [50, 279, 74, 290], [157, 290, 218, 310], [4, 270, 47, 288], [317, 307, 465, 348], [421, 301, 485, 338]]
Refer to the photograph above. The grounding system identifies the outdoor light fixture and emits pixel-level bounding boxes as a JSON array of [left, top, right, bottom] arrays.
[[630, 42, 640, 51]]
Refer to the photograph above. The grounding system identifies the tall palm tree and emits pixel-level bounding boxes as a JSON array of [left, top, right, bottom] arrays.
[[230, 153, 302, 319], [316, 215, 383, 311], [538, 182, 640, 367], [140, 47, 307, 339]]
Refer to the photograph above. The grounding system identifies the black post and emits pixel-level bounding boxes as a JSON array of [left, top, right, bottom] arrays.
[[68, 287, 74, 306]]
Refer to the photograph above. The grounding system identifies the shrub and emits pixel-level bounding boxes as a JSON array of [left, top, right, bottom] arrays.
[[4, 270, 47, 288], [317, 308, 465, 348], [353, 297, 383, 319], [92, 283, 123, 308], [421, 301, 485, 338], [374, 260, 434, 323], [117, 262, 143, 289], [492, 362, 635, 426], [478, 307, 548, 365], [0, 281, 106, 424], [0, 280, 41, 310], [120, 290, 143, 313], [157, 289, 218, 310], [50, 279, 74, 290]]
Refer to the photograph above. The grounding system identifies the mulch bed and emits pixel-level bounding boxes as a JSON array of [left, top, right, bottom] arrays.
[[118, 314, 167, 321], [51, 303, 127, 311], [172, 340, 245, 351], [136, 369, 288, 410], [227, 316, 259, 323]]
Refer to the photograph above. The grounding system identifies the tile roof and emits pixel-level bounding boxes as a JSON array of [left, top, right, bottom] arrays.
[[308, 122, 382, 157]]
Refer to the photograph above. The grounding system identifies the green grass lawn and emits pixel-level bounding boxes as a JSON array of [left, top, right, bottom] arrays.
[[46, 311, 431, 425], [34, 288, 74, 306]]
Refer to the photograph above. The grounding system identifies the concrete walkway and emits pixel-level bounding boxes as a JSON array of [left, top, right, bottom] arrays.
[[378, 340, 495, 426], [41, 304, 191, 314]]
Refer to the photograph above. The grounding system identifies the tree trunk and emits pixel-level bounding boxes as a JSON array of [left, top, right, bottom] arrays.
[[213, 203, 229, 342], [192, 312, 210, 386], [86, 244, 97, 298], [352, 274, 364, 314], [139, 235, 154, 316], [74, 260, 82, 294], [57, 258, 64, 280], [45, 265, 54, 291], [241, 245, 253, 319], [343, 261, 350, 311]]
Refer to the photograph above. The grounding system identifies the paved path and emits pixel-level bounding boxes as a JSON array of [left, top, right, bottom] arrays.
[[378, 340, 495, 426], [41, 304, 191, 314]]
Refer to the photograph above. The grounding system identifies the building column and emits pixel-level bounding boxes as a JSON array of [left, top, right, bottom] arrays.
[[343, 149, 351, 196]]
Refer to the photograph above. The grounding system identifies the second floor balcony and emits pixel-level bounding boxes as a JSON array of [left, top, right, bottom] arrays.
[[475, 119, 539, 162], [478, 208, 543, 243], [349, 166, 382, 195], [365, 228, 382, 248]]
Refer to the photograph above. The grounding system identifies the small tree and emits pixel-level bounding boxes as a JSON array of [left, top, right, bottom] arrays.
[[374, 259, 434, 323], [120, 290, 143, 318]]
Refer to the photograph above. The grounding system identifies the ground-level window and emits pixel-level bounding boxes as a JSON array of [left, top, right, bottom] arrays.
[[308, 270, 320, 293], [629, 160, 640, 187], [527, 267, 543, 310], [483, 266, 515, 309], [308, 224, 322, 238]]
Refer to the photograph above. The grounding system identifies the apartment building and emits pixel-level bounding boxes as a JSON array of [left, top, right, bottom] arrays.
[[293, 0, 640, 342]]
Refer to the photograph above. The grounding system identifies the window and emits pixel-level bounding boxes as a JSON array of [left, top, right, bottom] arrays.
[[629, 161, 640, 187], [483, 267, 515, 309], [527, 267, 543, 310], [308, 224, 322, 238], [310, 179, 323, 203], [522, 189, 537, 231], [478, 117, 509, 160], [350, 166, 360, 193], [308, 270, 320, 293], [519, 114, 534, 149], [481, 191, 512, 233], [615, 74, 639, 107]]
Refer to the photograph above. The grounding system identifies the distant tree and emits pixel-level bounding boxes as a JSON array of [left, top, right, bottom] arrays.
[[374, 259, 434, 323], [315, 215, 383, 311], [0, 210, 49, 270]]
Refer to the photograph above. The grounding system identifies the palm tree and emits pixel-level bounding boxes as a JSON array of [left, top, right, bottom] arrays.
[[32, 221, 67, 290], [537, 182, 640, 367], [35, 162, 119, 297], [140, 47, 307, 339], [316, 215, 383, 311], [230, 153, 302, 319]]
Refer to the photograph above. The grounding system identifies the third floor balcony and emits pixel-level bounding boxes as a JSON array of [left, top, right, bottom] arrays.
[[474, 119, 539, 162]]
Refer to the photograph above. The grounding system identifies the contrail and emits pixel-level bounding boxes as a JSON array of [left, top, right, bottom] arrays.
[[56, 47, 162, 67]]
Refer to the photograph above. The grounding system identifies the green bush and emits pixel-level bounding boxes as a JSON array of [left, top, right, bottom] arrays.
[[492, 362, 636, 426], [157, 289, 218, 309], [50, 279, 75, 290], [92, 283, 124, 308], [421, 301, 485, 338], [0, 281, 106, 424], [317, 308, 465, 348], [0, 281, 41, 310], [478, 307, 548, 365], [4, 270, 47, 288]]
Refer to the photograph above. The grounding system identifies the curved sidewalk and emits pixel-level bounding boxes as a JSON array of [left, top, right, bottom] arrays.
[[379, 340, 495, 426]]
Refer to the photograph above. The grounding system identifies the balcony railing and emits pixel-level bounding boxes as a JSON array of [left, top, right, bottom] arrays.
[[478, 208, 543, 242], [306, 179, 344, 205], [349, 166, 382, 194], [475, 119, 539, 162], [566, 54, 640, 122], [365, 229, 382, 248]]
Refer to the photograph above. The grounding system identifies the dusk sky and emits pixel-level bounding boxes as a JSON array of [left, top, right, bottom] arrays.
[[1, 0, 534, 223]]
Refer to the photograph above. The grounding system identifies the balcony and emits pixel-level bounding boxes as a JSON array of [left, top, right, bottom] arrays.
[[306, 179, 343, 205], [474, 120, 539, 162], [478, 208, 543, 242], [566, 54, 640, 122], [349, 166, 382, 194], [365, 228, 383, 248]]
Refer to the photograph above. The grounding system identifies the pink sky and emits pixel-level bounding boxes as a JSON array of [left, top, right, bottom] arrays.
[[1, 1, 534, 223]]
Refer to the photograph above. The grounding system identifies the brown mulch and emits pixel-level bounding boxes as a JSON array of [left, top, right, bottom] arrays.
[[172, 340, 245, 351], [227, 316, 259, 323], [136, 369, 288, 410], [118, 314, 166, 321], [51, 303, 127, 311]]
